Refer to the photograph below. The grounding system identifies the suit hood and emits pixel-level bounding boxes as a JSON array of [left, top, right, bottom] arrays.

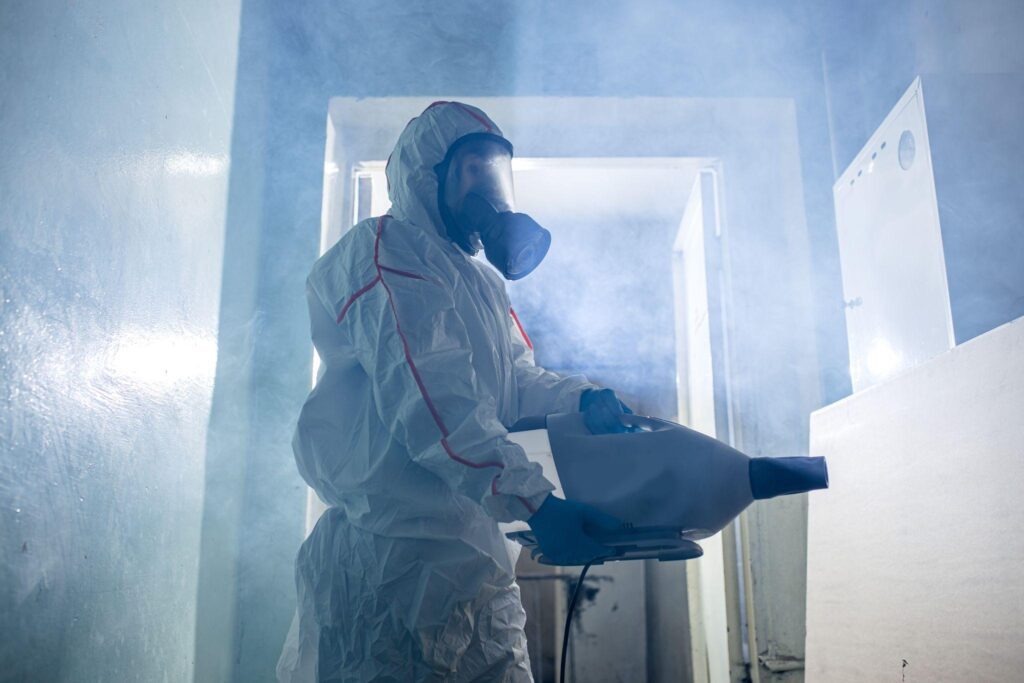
[[385, 101, 508, 238]]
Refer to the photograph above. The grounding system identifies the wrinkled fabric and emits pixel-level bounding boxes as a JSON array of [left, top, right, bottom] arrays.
[[279, 101, 597, 682], [284, 509, 533, 682]]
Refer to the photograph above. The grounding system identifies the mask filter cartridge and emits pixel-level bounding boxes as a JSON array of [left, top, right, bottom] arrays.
[[458, 193, 552, 281]]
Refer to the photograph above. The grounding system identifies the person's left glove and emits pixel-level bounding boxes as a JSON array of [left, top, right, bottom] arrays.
[[527, 495, 621, 565], [580, 388, 634, 434]]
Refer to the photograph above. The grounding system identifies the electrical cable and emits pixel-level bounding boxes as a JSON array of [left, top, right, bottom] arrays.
[[559, 561, 593, 683]]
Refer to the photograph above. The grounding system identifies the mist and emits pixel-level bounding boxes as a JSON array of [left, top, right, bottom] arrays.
[[2, 1, 1022, 681]]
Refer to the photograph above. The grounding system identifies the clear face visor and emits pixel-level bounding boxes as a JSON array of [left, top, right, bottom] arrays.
[[438, 134, 550, 280], [442, 138, 516, 215]]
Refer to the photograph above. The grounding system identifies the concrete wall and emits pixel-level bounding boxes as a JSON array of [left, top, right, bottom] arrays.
[[0, 1, 241, 680], [806, 316, 1024, 681]]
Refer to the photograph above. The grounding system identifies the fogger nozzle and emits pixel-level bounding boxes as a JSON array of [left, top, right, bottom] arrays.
[[749, 456, 829, 500]]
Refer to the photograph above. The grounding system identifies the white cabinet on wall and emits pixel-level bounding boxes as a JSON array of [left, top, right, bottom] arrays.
[[833, 77, 954, 391]]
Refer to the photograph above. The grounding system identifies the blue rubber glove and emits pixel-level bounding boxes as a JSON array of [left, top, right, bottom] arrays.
[[527, 495, 621, 566], [580, 388, 635, 434]]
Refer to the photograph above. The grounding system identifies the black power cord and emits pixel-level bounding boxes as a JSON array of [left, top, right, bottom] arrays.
[[559, 561, 593, 683]]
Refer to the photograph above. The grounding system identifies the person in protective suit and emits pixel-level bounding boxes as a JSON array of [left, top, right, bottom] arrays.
[[277, 101, 631, 682]]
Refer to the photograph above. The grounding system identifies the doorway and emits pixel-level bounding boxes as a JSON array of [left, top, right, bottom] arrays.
[[312, 96, 819, 682]]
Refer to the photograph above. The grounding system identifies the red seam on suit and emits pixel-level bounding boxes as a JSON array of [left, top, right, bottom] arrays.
[[374, 216, 506, 473], [333, 265, 424, 327], [509, 308, 533, 350], [336, 275, 381, 324]]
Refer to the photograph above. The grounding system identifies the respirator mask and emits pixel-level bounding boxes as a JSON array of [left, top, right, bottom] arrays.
[[436, 134, 551, 280]]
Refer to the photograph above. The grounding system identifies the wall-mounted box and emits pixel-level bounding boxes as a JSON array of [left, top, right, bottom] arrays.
[[835, 76, 1024, 391]]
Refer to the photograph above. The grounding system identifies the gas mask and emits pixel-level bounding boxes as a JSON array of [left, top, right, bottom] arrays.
[[436, 134, 552, 281]]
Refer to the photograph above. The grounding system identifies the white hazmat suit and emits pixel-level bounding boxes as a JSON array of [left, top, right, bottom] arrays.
[[278, 101, 599, 682]]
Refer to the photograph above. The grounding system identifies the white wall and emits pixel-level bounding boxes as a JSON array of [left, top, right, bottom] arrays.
[[0, 2, 240, 680], [806, 316, 1024, 681]]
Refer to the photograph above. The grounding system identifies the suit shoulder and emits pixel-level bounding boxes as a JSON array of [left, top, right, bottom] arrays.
[[307, 218, 381, 308]]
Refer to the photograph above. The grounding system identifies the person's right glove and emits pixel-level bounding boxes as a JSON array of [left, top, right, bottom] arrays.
[[580, 388, 635, 434], [527, 494, 622, 566]]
